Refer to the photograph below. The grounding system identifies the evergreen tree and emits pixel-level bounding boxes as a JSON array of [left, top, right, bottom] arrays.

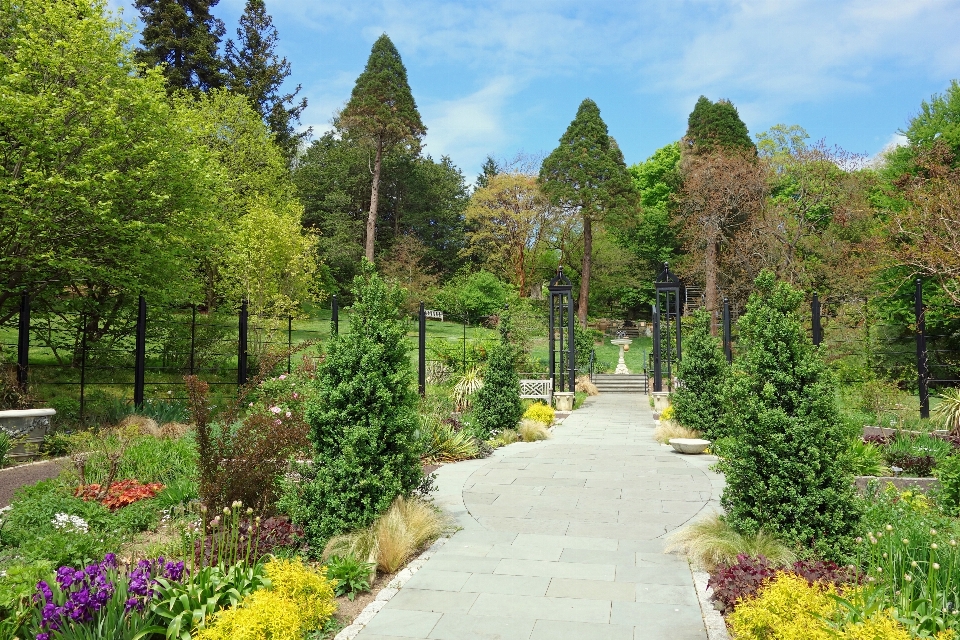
[[475, 155, 499, 189], [672, 310, 728, 440], [339, 34, 426, 261], [296, 262, 421, 543], [224, 0, 308, 161], [720, 272, 859, 557], [685, 96, 755, 155], [473, 311, 522, 438], [540, 99, 636, 325], [134, 0, 225, 93]]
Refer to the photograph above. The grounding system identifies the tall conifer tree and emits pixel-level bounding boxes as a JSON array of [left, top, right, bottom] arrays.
[[539, 99, 636, 325], [339, 34, 426, 261], [224, 0, 308, 161], [685, 96, 755, 155], [134, 0, 225, 93]]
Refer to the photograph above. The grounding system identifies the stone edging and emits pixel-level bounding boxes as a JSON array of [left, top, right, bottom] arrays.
[[690, 565, 729, 640], [0, 456, 68, 473], [333, 536, 450, 640]]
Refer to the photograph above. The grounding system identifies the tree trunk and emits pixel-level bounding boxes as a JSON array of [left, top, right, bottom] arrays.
[[365, 139, 383, 262], [704, 234, 718, 335], [578, 215, 592, 326]]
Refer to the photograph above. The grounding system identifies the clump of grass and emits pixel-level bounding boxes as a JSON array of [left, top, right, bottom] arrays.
[[576, 375, 599, 396], [654, 422, 701, 444], [665, 513, 796, 572], [118, 414, 160, 437], [518, 419, 550, 442], [323, 496, 449, 574], [489, 429, 519, 448], [159, 422, 190, 439]]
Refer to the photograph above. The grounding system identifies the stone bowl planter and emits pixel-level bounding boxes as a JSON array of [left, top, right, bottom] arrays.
[[669, 438, 711, 454], [1, 408, 56, 462]]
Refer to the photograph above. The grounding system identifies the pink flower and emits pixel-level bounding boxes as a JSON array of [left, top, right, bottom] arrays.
[[274, 419, 282, 425], [285, 411, 292, 418], [270, 406, 281, 414], [279, 374, 287, 380], [292, 393, 300, 399]]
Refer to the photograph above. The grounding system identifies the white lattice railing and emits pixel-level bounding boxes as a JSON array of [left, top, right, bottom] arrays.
[[519, 379, 552, 404]]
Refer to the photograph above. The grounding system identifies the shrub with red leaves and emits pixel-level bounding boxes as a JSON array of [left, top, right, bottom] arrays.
[[75, 479, 165, 510], [862, 434, 892, 447], [707, 554, 859, 615]]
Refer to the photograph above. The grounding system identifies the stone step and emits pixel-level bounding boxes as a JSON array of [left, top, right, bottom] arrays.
[[592, 374, 648, 394]]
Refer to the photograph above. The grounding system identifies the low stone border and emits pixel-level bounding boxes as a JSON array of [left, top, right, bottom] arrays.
[[334, 536, 450, 640], [854, 475, 939, 493], [690, 565, 729, 640]]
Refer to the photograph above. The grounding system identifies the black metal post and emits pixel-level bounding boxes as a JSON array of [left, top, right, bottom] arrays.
[[812, 293, 822, 346], [722, 297, 732, 364], [16, 293, 29, 389], [675, 292, 682, 361], [331, 294, 339, 335], [134, 295, 147, 409], [915, 279, 930, 419], [238, 299, 249, 387], [664, 292, 673, 391], [287, 316, 293, 374], [566, 299, 575, 392], [652, 304, 662, 392], [418, 302, 426, 397], [79, 315, 87, 427], [189, 304, 196, 375], [548, 297, 556, 392]]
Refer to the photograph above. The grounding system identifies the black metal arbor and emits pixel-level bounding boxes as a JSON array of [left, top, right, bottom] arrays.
[[548, 267, 576, 393], [652, 263, 683, 392]]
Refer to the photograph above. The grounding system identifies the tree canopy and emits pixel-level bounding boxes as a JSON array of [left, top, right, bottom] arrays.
[[339, 34, 426, 261], [685, 95, 755, 154], [224, 0, 308, 161], [134, 0, 225, 93], [539, 98, 636, 324]]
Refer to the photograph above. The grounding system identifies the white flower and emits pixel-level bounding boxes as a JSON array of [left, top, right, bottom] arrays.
[[52, 513, 88, 533]]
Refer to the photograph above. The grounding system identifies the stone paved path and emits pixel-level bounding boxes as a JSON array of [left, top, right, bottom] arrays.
[[356, 394, 724, 640]]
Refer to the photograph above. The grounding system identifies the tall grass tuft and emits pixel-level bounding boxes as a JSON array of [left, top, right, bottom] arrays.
[[323, 496, 449, 574], [654, 422, 701, 444], [665, 513, 796, 571], [518, 419, 550, 442]]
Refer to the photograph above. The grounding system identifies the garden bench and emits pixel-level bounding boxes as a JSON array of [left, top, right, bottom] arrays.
[[424, 309, 444, 321], [519, 378, 552, 405]]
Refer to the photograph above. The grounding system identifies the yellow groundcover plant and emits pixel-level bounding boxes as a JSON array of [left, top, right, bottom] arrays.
[[729, 572, 913, 640], [522, 402, 555, 425], [197, 558, 336, 640], [659, 404, 674, 422]]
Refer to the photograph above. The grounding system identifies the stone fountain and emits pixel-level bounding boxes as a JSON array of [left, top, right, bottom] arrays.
[[610, 337, 632, 375]]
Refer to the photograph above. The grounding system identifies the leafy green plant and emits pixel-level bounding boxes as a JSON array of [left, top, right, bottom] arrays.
[[887, 432, 954, 464], [848, 439, 889, 476], [325, 554, 374, 600], [934, 455, 960, 516], [0, 431, 10, 468], [72, 431, 198, 486], [419, 418, 479, 463], [672, 309, 729, 440], [472, 312, 522, 439], [720, 272, 860, 558], [452, 365, 484, 411], [933, 387, 960, 435], [151, 562, 269, 640], [293, 264, 422, 545]]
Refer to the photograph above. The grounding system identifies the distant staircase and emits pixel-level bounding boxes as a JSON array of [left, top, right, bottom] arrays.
[[592, 374, 648, 394]]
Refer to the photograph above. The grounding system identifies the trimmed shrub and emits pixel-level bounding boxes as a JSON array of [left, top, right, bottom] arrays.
[[721, 272, 860, 558], [522, 402, 555, 425], [296, 263, 422, 544], [472, 312, 522, 439], [671, 309, 728, 440]]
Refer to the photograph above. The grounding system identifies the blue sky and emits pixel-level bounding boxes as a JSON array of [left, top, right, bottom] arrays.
[[113, 0, 960, 180]]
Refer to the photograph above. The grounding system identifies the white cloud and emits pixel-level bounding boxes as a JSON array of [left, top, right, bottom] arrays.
[[420, 77, 517, 173], [866, 132, 908, 168]]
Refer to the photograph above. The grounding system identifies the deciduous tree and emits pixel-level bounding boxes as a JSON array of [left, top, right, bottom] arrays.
[[339, 34, 426, 261], [463, 173, 558, 295], [539, 99, 636, 324]]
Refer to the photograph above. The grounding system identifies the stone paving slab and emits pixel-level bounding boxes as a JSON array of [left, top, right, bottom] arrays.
[[354, 394, 724, 640]]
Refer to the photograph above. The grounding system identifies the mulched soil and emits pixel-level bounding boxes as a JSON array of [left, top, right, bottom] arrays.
[[0, 458, 68, 507]]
